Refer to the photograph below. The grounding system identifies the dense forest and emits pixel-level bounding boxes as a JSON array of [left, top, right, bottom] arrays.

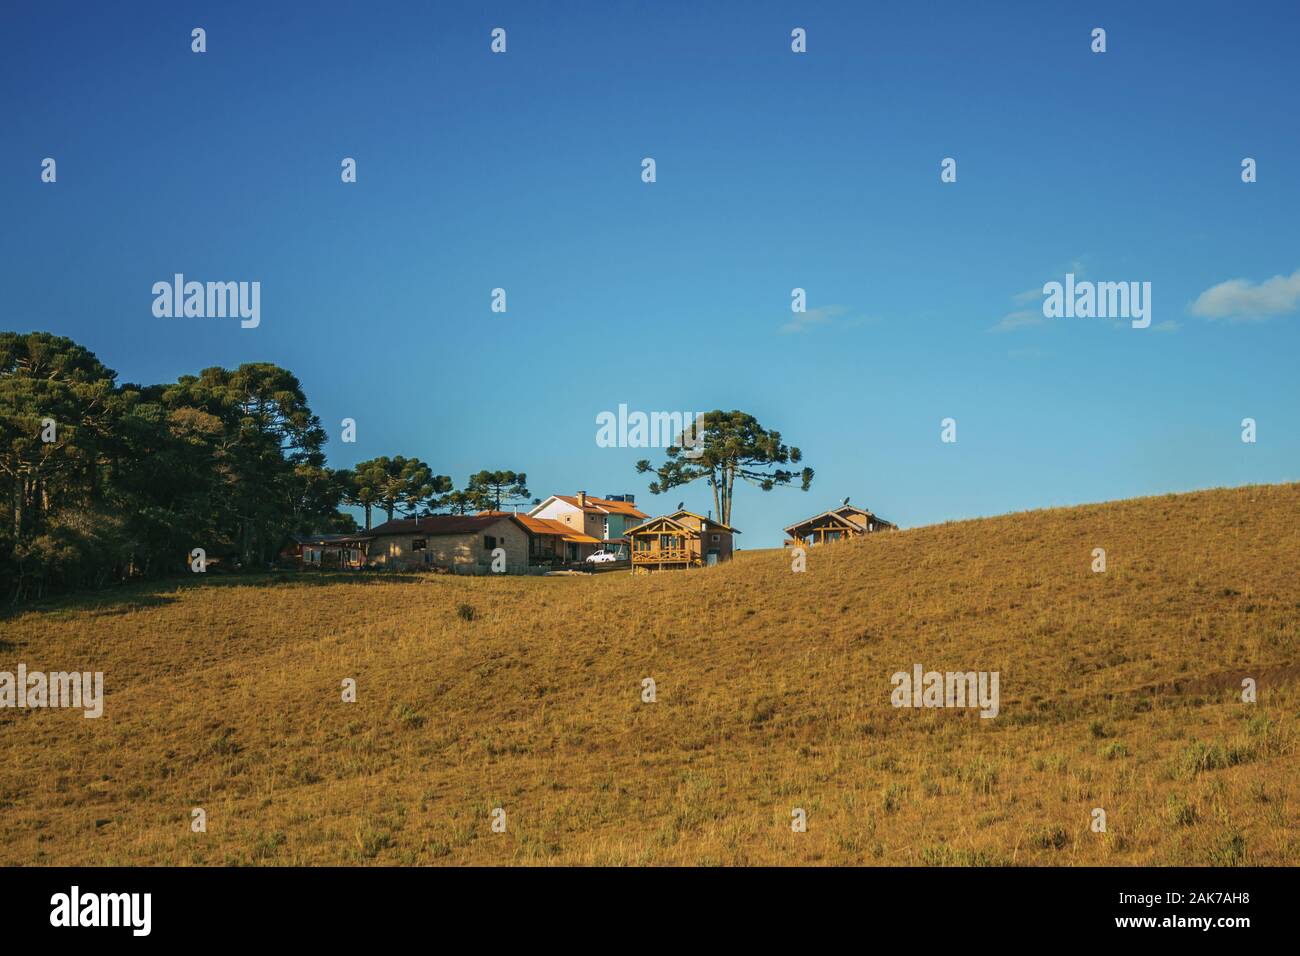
[[0, 332, 527, 603]]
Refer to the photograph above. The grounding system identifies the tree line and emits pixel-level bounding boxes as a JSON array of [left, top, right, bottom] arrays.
[[0, 332, 530, 602], [3, 332, 814, 603]]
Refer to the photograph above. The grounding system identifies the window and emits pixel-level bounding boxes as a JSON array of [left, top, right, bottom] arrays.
[[711, 533, 720, 543], [412, 538, 427, 551], [485, 535, 496, 550]]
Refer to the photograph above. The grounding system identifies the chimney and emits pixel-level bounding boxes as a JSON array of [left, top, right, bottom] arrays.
[[577, 491, 587, 509]]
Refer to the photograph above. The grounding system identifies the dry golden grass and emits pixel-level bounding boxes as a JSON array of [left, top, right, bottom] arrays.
[[2, 483, 1297, 866]]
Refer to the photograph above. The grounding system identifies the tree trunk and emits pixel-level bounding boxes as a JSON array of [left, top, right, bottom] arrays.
[[13, 474, 22, 539], [722, 464, 735, 526]]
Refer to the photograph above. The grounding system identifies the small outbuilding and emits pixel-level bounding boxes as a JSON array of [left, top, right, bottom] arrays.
[[783, 503, 896, 548], [284, 533, 371, 570]]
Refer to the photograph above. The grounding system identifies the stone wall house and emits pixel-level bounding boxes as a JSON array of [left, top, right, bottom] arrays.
[[365, 514, 529, 574]]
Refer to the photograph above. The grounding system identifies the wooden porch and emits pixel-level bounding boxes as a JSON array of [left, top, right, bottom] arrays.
[[786, 523, 859, 548], [627, 511, 737, 573], [650, 547, 692, 562], [630, 544, 701, 568]]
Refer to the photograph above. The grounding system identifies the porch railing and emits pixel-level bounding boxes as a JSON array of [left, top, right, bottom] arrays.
[[632, 547, 695, 562]]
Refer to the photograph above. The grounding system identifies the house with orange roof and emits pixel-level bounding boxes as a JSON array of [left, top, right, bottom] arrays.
[[527, 491, 648, 563], [479, 511, 603, 568]]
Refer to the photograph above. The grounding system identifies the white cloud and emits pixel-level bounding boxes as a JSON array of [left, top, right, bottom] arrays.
[[989, 309, 1043, 333], [780, 304, 848, 334], [1191, 268, 1300, 320], [993, 257, 1087, 332]]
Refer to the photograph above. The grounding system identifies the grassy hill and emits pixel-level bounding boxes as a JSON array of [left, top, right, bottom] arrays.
[[2, 483, 1297, 866]]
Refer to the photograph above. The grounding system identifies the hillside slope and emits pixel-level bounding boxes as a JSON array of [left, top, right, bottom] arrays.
[[2, 483, 1297, 865]]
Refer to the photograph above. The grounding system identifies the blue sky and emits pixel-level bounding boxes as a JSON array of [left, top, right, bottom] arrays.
[[3, 1, 1297, 546]]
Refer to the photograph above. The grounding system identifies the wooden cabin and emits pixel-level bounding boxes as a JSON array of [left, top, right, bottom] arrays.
[[628, 510, 738, 573], [783, 504, 895, 548]]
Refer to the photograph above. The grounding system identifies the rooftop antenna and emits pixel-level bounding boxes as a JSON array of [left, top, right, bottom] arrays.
[[676, 501, 684, 511], [842, 496, 851, 507]]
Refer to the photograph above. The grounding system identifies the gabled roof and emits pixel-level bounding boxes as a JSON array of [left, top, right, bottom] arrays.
[[833, 504, 890, 521], [630, 512, 741, 535], [513, 514, 600, 543], [480, 512, 602, 545], [668, 509, 739, 532], [784, 504, 895, 535], [570, 495, 648, 518], [500, 514, 560, 535], [627, 515, 695, 536], [783, 511, 861, 535], [531, 494, 649, 519], [836, 504, 895, 528], [368, 514, 521, 537]]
